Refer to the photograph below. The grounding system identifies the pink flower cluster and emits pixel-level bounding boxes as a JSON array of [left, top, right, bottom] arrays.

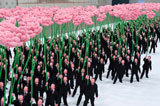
[[97, 13, 106, 22], [0, 19, 30, 48], [109, 3, 160, 20], [19, 16, 42, 38], [0, 3, 160, 48], [0, 6, 58, 48]]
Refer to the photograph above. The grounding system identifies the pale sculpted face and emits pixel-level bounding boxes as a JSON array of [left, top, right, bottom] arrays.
[[18, 95, 23, 102], [38, 99, 43, 106], [24, 86, 28, 93], [35, 78, 39, 84], [47, 72, 50, 77], [63, 77, 67, 83], [64, 69, 68, 74], [91, 79, 95, 85], [1, 97, 4, 104], [51, 84, 55, 90]]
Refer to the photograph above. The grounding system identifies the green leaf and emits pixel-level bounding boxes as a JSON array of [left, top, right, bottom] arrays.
[[15, 21, 19, 27]]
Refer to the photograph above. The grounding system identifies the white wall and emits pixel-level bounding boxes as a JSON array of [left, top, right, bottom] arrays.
[[144, 0, 160, 3], [18, 0, 38, 4], [1, 0, 159, 9], [0, 1, 2, 8], [0, 0, 17, 8], [98, 0, 112, 5], [17, 0, 112, 8], [130, 0, 160, 3], [130, 0, 140, 3]]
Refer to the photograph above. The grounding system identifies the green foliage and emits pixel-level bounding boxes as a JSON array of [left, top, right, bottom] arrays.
[[15, 21, 19, 27], [153, 9, 160, 17]]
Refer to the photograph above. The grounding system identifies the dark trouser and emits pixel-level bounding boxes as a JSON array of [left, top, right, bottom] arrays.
[[140, 68, 149, 78], [106, 69, 111, 78], [77, 90, 85, 106], [113, 73, 123, 84], [149, 46, 155, 53], [69, 78, 74, 89], [90, 71, 93, 77], [45, 101, 55, 106], [125, 68, 129, 77], [33, 95, 38, 103], [130, 72, 139, 83], [59, 94, 68, 106], [111, 70, 116, 80], [142, 47, 147, 54], [40, 86, 45, 98], [95, 73, 102, 81], [72, 83, 80, 97], [106, 69, 115, 80], [144, 48, 147, 53], [83, 96, 95, 106]]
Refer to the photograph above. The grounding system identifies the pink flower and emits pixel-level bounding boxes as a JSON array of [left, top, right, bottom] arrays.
[[53, 8, 73, 25], [83, 16, 93, 25], [39, 17, 53, 26], [0, 19, 40, 48], [97, 13, 106, 22], [0, 3, 160, 47], [72, 15, 83, 26]]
